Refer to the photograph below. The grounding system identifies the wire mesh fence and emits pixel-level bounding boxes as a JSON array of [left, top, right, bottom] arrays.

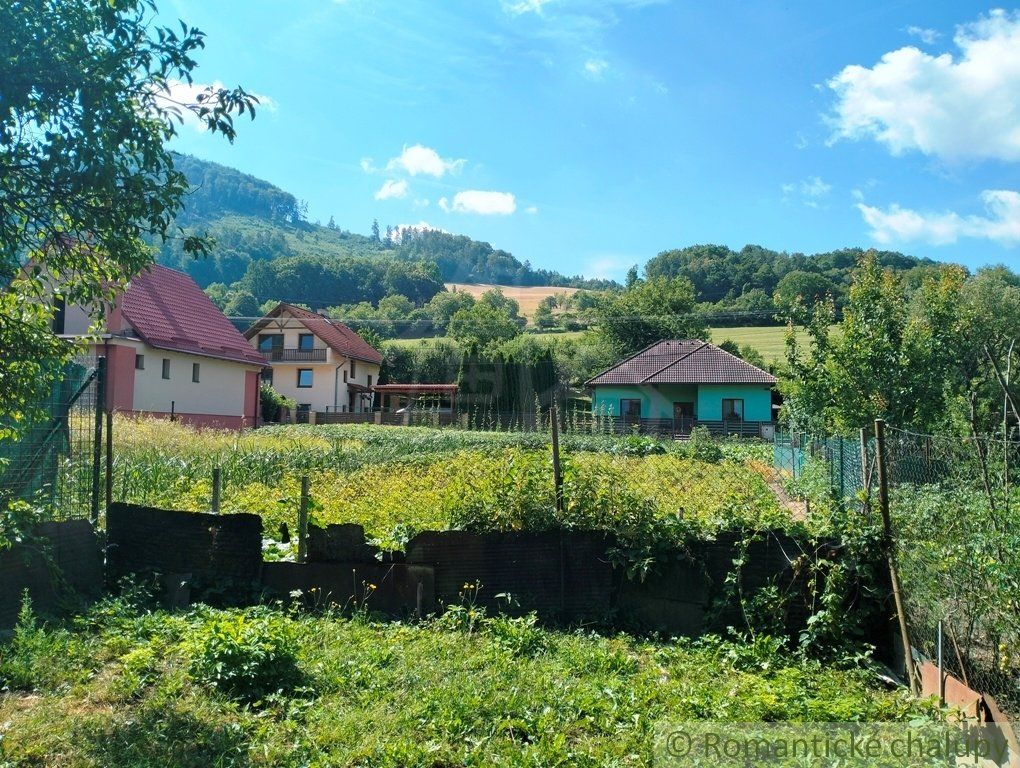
[[0, 355, 103, 521], [772, 430, 869, 503], [882, 426, 1020, 716], [774, 424, 1020, 716]]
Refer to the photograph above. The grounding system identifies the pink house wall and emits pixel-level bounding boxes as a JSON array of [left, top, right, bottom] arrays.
[[99, 343, 136, 413]]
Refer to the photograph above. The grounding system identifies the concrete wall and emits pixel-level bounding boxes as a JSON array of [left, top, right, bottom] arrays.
[[106, 503, 263, 587], [104, 505, 851, 640], [593, 383, 773, 422], [0, 521, 103, 631]]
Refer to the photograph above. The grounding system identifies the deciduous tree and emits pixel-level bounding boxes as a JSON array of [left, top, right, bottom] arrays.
[[1, 0, 257, 436]]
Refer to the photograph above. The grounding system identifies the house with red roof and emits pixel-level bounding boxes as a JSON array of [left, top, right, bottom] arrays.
[[586, 340, 777, 438], [53, 265, 267, 429], [243, 303, 383, 421]]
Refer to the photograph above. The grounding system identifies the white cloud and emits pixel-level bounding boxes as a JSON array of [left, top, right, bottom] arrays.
[[782, 176, 832, 208], [524, 205, 539, 215], [159, 79, 276, 130], [858, 189, 1020, 246], [584, 58, 608, 79], [439, 190, 517, 215], [906, 26, 941, 45], [502, 0, 553, 15], [374, 179, 409, 200], [360, 157, 376, 173], [386, 144, 465, 177], [828, 10, 1020, 162]]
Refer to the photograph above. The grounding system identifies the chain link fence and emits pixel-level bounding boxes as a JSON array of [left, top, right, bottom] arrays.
[[774, 424, 1020, 716], [882, 426, 1020, 716], [0, 355, 103, 521]]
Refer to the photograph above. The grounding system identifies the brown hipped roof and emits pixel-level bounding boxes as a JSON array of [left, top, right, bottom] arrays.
[[120, 265, 266, 366], [586, 340, 776, 386], [244, 303, 383, 365]]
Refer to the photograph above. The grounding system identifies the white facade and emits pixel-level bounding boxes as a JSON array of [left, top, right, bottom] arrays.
[[251, 312, 381, 414], [128, 344, 256, 418]]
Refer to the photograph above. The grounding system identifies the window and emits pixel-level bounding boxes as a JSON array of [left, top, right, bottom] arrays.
[[343, 370, 348, 382], [367, 374, 373, 388], [135, 354, 145, 371], [161, 359, 170, 379], [192, 363, 200, 383], [722, 398, 744, 421], [262, 368, 273, 385], [298, 334, 315, 351], [620, 398, 642, 418], [297, 368, 314, 388], [258, 334, 283, 352], [350, 359, 357, 378], [52, 297, 66, 334]]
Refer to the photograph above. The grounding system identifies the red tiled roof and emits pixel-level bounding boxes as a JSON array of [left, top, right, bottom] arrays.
[[586, 340, 776, 386], [245, 303, 383, 365], [119, 265, 267, 366]]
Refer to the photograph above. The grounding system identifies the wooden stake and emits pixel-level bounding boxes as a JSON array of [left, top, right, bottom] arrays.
[[875, 419, 919, 696], [551, 403, 563, 514], [211, 467, 221, 514], [297, 476, 309, 564]]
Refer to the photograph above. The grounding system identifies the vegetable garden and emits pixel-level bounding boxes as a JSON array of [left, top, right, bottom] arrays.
[[107, 417, 793, 554]]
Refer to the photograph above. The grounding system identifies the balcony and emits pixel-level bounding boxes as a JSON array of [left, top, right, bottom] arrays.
[[264, 347, 327, 362]]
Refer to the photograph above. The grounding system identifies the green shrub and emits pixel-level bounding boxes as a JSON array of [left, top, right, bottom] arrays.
[[259, 384, 295, 423], [485, 613, 548, 657], [0, 593, 94, 691], [185, 609, 301, 703], [678, 426, 723, 463]]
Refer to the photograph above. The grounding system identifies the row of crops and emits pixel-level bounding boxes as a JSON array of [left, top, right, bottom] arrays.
[[107, 417, 794, 551]]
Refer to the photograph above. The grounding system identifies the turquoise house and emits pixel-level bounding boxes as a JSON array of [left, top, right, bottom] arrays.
[[586, 340, 777, 437]]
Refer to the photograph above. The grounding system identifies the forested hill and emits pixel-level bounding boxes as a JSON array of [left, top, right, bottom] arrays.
[[645, 243, 944, 322], [155, 155, 614, 298]]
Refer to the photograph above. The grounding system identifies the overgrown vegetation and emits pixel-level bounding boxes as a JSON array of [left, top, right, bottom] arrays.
[[107, 418, 790, 554], [0, 588, 937, 767]]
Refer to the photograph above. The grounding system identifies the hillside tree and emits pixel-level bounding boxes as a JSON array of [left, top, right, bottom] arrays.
[[594, 276, 707, 356]]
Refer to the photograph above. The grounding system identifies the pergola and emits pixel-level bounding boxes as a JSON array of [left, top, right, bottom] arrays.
[[371, 383, 458, 412]]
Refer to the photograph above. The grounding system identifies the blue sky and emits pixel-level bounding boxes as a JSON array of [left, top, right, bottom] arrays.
[[163, 0, 1020, 280]]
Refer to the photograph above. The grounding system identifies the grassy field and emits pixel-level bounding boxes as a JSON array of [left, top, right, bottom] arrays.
[[0, 594, 933, 767], [708, 326, 789, 362], [445, 282, 578, 320], [385, 326, 819, 365], [108, 418, 788, 552]]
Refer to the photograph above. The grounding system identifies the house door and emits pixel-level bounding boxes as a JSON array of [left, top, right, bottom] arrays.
[[673, 402, 695, 436]]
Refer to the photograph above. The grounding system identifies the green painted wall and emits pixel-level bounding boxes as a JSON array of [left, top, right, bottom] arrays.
[[696, 384, 773, 421], [592, 383, 772, 421], [591, 384, 695, 419]]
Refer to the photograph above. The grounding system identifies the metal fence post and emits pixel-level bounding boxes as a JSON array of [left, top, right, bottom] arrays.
[[297, 476, 309, 564], [859, 427, 870, 506], [875, 419, 919, 696], [105, 408, 113, 511], [90, 357, 106, 524]]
